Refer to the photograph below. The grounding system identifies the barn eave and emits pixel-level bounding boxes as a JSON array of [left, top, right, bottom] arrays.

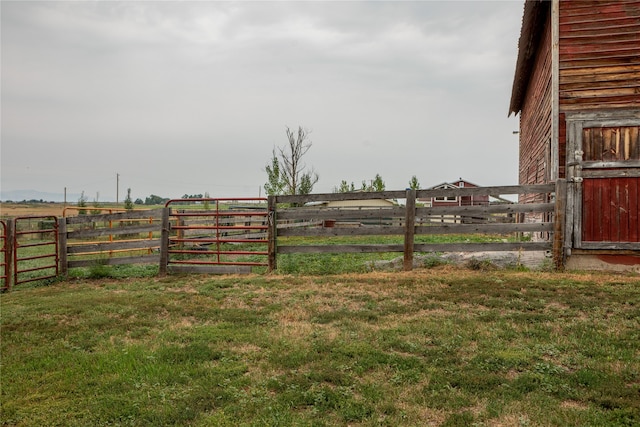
[[508, 0, 551, 117]]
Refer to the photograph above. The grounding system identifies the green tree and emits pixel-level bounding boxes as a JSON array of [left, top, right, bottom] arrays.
[[334, 180, 350, 193], [264, 150, 286, 196], [356, 174, 386, 192], [297, 172, 315, 195], [371, 174, 386, 192], [334, 180, 357, 193], [408, 175, 420, 190], [78, 191, 87, 215], [124, 188, 134, 211], [90, 192, 101, 215], [145, 194, 168, 205]]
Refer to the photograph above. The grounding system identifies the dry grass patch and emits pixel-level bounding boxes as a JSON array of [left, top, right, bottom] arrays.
[[490, 414, 531, 427], [561, 400, 589, 410], [170, 316, 196, 329], [165, 285, 200, 294]]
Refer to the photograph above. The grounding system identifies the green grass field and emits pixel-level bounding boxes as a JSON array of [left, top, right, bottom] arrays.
[[1, 268, 639, 426]]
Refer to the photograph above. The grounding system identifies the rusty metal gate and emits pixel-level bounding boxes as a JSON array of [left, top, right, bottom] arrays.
[[1, 220, 9, 291], [13, 216, 59, 286], [164, 198, 269, 273]]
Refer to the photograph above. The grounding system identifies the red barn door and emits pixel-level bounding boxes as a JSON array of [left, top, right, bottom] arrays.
[[582, 176, 639, 242], [566, 112, 640, 250]]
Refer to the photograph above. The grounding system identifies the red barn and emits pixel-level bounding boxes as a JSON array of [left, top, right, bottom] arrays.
[[509, 0, 640, 269]]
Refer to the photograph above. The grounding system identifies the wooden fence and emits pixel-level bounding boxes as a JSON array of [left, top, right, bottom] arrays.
[[269, 182, 564, 271], [59, 209, 164, 274], [0, 182, 564, 289]]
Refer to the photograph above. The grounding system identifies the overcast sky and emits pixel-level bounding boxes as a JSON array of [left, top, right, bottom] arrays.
[[1, 0, 524, 202]]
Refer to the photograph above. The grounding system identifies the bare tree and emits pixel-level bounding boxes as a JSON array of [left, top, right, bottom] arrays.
[[278, 126, 319, 195]]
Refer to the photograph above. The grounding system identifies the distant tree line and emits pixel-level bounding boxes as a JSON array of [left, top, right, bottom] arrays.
[[3, 199, 56, 204], [133, 194, 171, 205], [333, 174, 386, 193], [334, 175, 421, 193]]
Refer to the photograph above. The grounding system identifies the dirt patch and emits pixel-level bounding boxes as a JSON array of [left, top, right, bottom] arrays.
[[0, 202, 131, 218], [373, 251, 550, 271]]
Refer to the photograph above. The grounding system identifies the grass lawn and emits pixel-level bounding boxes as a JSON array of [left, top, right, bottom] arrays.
[[1, 268, 639, 426]]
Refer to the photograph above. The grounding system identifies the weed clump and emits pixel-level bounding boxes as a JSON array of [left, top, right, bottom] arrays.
[[466, 258, 497, 271], [87, 261, 111, 279]]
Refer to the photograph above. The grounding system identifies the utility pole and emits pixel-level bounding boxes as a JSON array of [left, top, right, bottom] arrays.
[[116, 173, 120, 205]]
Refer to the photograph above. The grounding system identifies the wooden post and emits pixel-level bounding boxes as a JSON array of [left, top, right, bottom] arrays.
[[159, 207, 170, 275], [552, 179, 567, 270], [564, 180, 575, 256], [403, 189, 416, 271], [267, 196, 277, 272], [551, 0, 560, 181], [58, 217, 68, 276]]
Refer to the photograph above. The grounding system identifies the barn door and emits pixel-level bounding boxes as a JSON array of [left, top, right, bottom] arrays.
[[566, 111, 640, 250]]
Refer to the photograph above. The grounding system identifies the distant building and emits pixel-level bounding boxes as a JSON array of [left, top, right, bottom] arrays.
[[419, 178, 489, 207]]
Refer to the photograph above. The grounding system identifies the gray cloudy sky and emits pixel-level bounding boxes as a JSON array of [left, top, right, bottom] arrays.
[[1, 0, 523, 201]]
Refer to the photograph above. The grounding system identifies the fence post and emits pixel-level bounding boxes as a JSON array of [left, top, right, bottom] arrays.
[[267, 196, 277, 272], [159, 207, 170, 275], [553, 179, 567, 270], [58, 217, 68, 276], [403, 189, 416, 271]]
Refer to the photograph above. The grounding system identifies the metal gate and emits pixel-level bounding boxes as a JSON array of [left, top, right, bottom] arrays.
[[164, 198, 268, 273], [13, 216, 59, 286], [1, 220, 9, 291]]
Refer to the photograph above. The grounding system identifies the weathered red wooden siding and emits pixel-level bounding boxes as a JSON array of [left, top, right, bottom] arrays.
[[519, 13, 552, 204], [559, 113, 567, 179], [582, 177, 640, 242], [559, 0, 640, 111]]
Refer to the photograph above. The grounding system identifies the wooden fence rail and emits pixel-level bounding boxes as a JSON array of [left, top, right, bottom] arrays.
[[270, 182, 561, 271], [59, 208, 164, 272]]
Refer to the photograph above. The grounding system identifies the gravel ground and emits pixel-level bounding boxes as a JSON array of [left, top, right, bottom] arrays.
[[373, 250, 551, 271]]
